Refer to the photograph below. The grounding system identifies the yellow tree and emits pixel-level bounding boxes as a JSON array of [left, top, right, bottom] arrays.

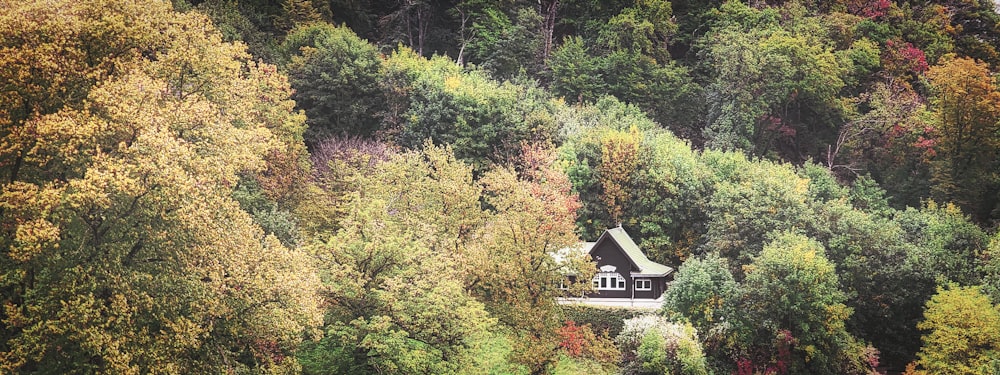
[[471, 142, 590, 372], [926, 56, 1000, 221], [303, 142, 592, 373], [908, 285, 1000, 375], [302, 146, 497, 374], [598, 127, 642, 225], [0, 0, 322, 372]]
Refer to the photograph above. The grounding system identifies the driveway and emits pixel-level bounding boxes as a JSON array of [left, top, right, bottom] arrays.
[[557, 297, 663, 310]]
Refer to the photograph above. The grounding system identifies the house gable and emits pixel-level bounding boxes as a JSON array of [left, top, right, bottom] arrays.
[[552, 227, 673, 300], [589, 231, 641, 274], [585, 227, 673, 299], [589, 227, 673, 278]]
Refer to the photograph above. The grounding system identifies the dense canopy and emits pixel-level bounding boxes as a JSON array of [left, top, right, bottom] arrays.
[[3, 0, 1000, 373]]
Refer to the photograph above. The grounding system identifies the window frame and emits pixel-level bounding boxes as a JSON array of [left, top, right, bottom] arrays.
[[634, 278, 652, 291], [592, 272, 627, 291]]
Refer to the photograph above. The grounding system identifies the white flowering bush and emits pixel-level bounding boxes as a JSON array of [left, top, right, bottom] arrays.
[[617, 315, 709, 375]]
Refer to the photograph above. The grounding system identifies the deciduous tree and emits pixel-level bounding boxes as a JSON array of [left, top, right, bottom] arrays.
[[0, 1, 324, 372], [926, 55, 1000, 222], [908, 285, 1000, 375]]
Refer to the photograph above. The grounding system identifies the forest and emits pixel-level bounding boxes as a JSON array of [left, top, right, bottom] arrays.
[[2, 0, 1000, 373]]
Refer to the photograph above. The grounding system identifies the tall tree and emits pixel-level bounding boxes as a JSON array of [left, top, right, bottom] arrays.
[[281, 23, 385, 143], [701, 2, 847, 159], [598, 127, 641, 224], [471, 142, 590, 371], [925, 55, 1000, 222], [301, 147, 498, 374], [701, 151, 814, 270], [661, 254, 738, 334], [737, 232, 875, 375], [0, 0, 323, 372]]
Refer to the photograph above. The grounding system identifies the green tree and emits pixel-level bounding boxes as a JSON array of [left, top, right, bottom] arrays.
[[701, 151, 814, 270], [834, 81, 934, 209], [983, 232, 1000, 304], [909, 285, 1000, 375], [381, 47, 559, 172], [894, 201, 987, 287], [738, 232, 875, 375], [548, 6, 704, 139], [549, 36, 607, 103], [808, 197, 934, 368], [196, 0, 282, 62], [618, 315, 709, 375], [301, 143, 591, 373], [471, 143, 592, 371], [598, 127, 642, 224], [301, 146, 496, 374], [277, 0, 323, 31], [597, 0, 677, 63], [468, 7, 546, 80], [281, 23, 385, 142], [701, 1, 847, 158], [661, 254, 737, 334]]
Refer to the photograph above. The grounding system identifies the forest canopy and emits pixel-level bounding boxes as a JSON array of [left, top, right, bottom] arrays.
[[3, 0, 1000, 374]]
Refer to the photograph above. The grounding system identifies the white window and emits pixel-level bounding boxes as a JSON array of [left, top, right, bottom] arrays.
[[634, 278, 652, 291], [592, 272, 626, 290]]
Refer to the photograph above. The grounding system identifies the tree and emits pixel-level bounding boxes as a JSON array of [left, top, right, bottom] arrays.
[[617, 315, 709, 375], [554, 320, 619, 372], [983, 232, 1000, 305], [0, 0, 324, 372], [894, 201, 988, 287], [277, 0, 323, 31], [301, 146, 497, 374], [548, 5, 704, 140], [549, 36, 607, 103], [598, 127, 642, 224], [381, 47, 559, 172], [196, 0, 283, 62], [661, 254, 737, 334], [908, 285, 1000, 375], [597, 0, 677, 63], [701, 2, 847, 158], [471, 143, 591, 371], [925, 55, 1000, 222], [301, 143, 591, 373], [738, 232, 876, 375], [467, 7, 546, 80], [700, 151, 814, 270], [808, 198, 934, 368], [281, 23, 385, 143], [833, 81, 934, 209]]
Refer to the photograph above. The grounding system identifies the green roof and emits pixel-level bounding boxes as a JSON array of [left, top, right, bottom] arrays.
[[602, 227, 673, 277]]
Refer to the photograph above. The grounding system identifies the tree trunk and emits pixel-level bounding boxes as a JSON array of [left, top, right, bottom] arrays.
[[539, 0, 559, 60]]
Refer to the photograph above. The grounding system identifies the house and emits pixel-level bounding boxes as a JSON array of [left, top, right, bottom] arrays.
[[556, 226, 674, 303]]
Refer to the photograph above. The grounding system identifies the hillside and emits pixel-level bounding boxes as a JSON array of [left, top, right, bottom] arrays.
[[3, 0, 1000, 374]]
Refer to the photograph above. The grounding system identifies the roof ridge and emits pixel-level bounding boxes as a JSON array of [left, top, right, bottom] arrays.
[[605, 227, 673, 276]]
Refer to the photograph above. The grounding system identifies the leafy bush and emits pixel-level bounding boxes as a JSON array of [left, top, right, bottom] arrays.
[[556, 321, 620, 365], [618, 315, 710, 375]]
